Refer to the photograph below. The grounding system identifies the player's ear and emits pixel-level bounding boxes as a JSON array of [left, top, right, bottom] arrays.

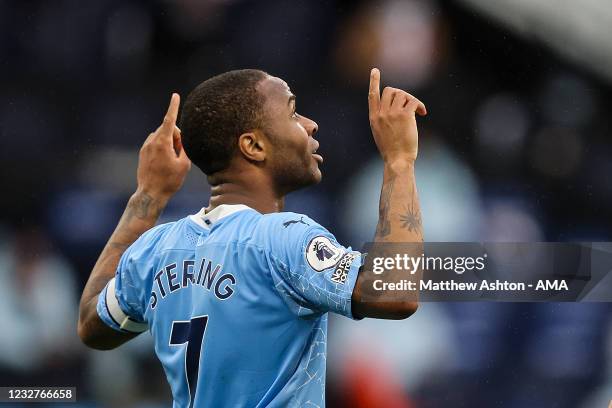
[[238, 130, 266, 163]]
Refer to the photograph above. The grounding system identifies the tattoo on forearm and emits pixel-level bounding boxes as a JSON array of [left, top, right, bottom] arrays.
[[125, 192, 161, 222], [399, 199, 422, 234], [108, 241, 130, 251], [375, 175, 395, 238]]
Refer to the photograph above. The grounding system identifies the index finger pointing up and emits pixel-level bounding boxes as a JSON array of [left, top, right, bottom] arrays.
[[161, 93, 180, 135], [368, 68, 380, 114]]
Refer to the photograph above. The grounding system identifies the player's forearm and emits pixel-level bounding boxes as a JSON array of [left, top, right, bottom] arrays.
[[375, 159, 423, 298], [374, 160, 423, 243], [78, 190, 167, 337], [352, 160, 422, 319]]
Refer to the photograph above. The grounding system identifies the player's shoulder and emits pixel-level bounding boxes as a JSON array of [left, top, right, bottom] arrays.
[[130, 216, 195, 253], [133, 221, 174, 245], [253, 212, 333, 254], [258, 211, 324, 234], [256, 212, 350, 273]]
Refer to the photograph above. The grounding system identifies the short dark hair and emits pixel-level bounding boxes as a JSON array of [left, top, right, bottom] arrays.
[[180, 69, 268, 174]]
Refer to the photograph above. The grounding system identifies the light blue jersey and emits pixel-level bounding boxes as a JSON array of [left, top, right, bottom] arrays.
[[97, 204, 363, 407]]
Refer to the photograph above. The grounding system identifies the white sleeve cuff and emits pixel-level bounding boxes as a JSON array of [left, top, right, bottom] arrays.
[[106, 277, 148, 333]]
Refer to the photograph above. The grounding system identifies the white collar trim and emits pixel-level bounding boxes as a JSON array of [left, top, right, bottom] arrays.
[[189, 204, 253, 228]]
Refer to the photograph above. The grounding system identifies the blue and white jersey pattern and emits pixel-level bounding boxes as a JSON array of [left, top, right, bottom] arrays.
[[97, 204, 363, 407]]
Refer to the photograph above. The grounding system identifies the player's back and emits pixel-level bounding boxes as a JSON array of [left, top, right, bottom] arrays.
[[101, 204, 362, 407]]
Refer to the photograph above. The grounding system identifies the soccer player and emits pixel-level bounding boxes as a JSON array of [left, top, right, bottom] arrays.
[[78, 68, 426, 407]]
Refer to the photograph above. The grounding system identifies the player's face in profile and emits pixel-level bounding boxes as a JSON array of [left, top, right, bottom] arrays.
[[258, 76, 322, 193]]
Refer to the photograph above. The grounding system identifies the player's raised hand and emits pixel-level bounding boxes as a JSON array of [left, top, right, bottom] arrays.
[[136, 93, 191, 200], [368, 68, 427, 163]]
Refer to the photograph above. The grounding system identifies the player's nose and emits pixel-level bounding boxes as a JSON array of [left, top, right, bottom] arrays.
[[301, 115, 318, 136]]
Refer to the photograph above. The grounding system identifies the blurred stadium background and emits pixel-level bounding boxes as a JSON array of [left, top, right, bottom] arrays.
[[1, 0, 611, 407]]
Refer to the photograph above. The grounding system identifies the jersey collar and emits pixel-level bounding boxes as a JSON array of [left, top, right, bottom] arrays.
[[190, 204, 253, 228]]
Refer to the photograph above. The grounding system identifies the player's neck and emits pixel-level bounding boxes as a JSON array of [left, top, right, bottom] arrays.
[[207, 173, 284, 214]]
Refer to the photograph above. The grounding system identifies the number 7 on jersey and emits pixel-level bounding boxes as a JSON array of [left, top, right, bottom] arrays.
[[170, 315, 209, 407]]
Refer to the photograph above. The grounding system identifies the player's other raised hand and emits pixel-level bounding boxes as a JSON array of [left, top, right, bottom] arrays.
[[368, 68, 427, 163], [137, 93, 191, 200]]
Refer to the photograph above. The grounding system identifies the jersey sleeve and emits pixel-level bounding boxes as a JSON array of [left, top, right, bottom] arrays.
[[263, 213, 363, 319], [96, 223, 171, 333]]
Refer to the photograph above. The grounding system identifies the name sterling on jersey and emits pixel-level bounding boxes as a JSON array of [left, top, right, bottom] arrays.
[[150, 258, 236, 308]]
